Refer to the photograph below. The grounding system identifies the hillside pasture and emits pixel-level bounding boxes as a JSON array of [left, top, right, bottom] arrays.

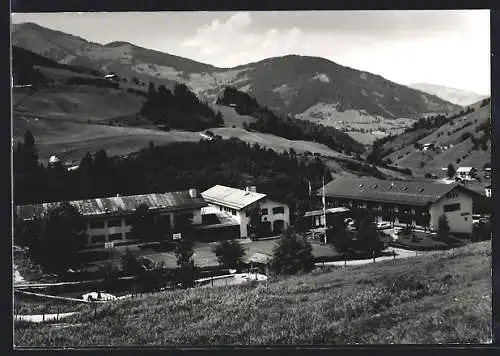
[[14, 241, 491, 346], [385, 104, 490, 178], [211, 127, 348, 158], [13, 85, 145, 123], [13, 116, 202, 164], [295, 103, 417, 146], [211, 104, 257, 128]]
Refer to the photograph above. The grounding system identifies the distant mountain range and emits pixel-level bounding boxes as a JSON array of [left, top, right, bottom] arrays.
[[12, 22, 460, 125], [408, 83, 489, 107]]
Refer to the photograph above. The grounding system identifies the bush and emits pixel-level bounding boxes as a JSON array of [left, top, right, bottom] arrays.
[[437, 215, 450, 242], [212, 240, 246, 269], [269, 227, 314, 276]]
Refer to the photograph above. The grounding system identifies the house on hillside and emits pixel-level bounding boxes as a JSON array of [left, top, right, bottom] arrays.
[[16, 189, 207, 247], [201, 185, 290, 238], [422, 143, 435, 151], [318, 177, 481, 234], [104, 73, 119, 82], [456, 167, 477, 181], [485, 185, 492, 198]]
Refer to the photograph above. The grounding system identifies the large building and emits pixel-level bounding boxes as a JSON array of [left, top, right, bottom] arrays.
[[318, 177, 481, 234], [201, 185, 290, 238], [15, 189, 207, 247]]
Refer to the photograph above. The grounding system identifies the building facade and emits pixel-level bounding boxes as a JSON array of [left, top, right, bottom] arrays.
[[319, 178, 479, 234], [456, 167, 477, 181], [485, 185, 492, 198], [201, 185, 290, 238], [16, 189, 207, 247]]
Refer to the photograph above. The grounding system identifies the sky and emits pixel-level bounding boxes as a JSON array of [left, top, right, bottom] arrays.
[[11, 10, 490, 95]]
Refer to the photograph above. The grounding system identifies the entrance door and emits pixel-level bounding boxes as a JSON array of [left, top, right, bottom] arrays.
[[273, 220, 285, 233]]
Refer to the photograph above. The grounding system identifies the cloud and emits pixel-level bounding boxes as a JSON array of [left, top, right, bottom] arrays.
[[181, 14, 310, 67]]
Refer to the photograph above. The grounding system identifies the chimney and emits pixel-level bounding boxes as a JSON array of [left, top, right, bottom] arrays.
[[246, 186, 257, 193], [189, 188, 198, 198]]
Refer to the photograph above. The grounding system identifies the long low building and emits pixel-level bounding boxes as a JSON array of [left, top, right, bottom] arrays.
[[201, 185, 290, 238], [318, 177, 481, 234], [16, 189, 207, 247]]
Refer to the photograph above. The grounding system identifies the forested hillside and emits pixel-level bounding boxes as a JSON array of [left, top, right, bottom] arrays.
[[217, 87, 365, 155], [14, 131, 332, 222]]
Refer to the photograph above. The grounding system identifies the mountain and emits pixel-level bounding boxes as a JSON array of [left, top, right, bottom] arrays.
[[408, 83, 489, 107], [12, 23, 460, 128]]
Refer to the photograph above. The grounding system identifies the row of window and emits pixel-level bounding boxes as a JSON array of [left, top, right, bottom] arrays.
[[90, 218, 126, 229], [90, 233, 126, 244], [443, 203, 461, 212], [261, 207, 285, 216], [220, 206, 237, 216], [89, 213, 190, 230]]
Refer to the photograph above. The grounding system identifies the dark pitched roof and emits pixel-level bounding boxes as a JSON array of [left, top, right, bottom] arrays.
[[16, 191, 207, 220], [317, 177, 476, 206]]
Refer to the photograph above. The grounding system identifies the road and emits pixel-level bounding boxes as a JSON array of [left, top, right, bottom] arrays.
[[315, 247, 428, 267]]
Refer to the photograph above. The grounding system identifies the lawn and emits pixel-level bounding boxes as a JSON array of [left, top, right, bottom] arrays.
[[391, 230, 467, 251], [139, 238, 340, 269], [14, 241, 491, 346]]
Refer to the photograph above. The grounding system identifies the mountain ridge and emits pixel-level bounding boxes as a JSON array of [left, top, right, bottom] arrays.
[[12, 22, 460, 126], [408, 82, 489, 107]]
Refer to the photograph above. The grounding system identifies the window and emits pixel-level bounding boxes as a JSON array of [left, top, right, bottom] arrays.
[[90, 235, 105, 244], [90, 220, 105, 229], [261, 208, 268, 215], [272, 206, 285, 215], [464, 217, 468, 221], [232, 209, 236, 216], [108, 219, 122, 227], [443, 203, 461, 212], [109, 233, 122, 241]]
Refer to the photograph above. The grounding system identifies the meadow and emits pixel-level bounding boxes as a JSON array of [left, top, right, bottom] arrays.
[[14, 241, 491, 346]]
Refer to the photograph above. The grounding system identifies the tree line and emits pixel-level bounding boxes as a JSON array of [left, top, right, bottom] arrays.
[[14, 130, 332, 224], [139, 82, 224, 131], [216, 87, 365, 155]]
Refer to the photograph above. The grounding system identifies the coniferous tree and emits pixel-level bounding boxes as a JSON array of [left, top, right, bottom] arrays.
[[269, 227, 314, 275], [212, 240, 246, 269]]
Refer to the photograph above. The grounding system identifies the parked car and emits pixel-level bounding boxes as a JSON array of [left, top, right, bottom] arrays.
[[376, 221, 392, 230], [344, 218, 356, 229]]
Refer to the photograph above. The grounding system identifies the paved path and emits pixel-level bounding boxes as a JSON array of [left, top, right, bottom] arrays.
[[14, 312, 76, 323], [315, 247, 429, 267]]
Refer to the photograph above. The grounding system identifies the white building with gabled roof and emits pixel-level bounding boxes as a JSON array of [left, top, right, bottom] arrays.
[[201, 185, 290, 238], [456, 167, 476, 180]]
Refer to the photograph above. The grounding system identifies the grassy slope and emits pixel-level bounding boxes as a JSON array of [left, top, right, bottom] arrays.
[[14, 241, 491, 346], [13, 66, 146, 123], [383, 103, 491, 179], [211, 104, 257, 128]]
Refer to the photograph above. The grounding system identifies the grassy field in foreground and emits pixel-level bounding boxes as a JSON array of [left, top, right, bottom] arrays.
[[14, 241, 491, 346]]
